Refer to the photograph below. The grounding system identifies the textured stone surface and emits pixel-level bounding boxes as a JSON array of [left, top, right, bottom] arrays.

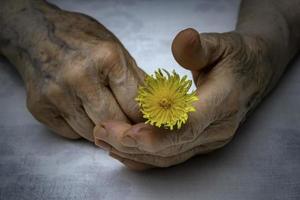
[[0, 0, 299, 199]]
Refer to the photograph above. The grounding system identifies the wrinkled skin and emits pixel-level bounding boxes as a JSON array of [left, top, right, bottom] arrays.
[[94, 28, 274, 170], [0, 1, 145, 141], [1, 0, 299, 170], [23, 15, 146, 141]]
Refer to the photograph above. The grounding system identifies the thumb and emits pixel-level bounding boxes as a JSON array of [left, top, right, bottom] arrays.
[[171, 28, 225, 72], [103, 46, 146, 123]]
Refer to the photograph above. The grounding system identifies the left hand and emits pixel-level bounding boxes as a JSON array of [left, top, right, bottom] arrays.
[[94, 28, 274, 170], [0, 0, 146, 141]]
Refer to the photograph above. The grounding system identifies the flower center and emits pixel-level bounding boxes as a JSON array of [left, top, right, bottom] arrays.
[[159, 98, 172, 109]]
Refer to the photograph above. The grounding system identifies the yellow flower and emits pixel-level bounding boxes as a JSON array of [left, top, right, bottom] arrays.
[[135, 69, 198, 130]]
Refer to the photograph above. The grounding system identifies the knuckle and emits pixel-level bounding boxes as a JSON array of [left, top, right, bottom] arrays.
[[131, 133, 159, 153], [43, 83, 62, 99], [100, 42, 123, 64], [98, 42, 127, 79]]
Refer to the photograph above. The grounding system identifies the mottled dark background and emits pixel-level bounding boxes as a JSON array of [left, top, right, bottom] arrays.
[[0, 0, 299, 199]]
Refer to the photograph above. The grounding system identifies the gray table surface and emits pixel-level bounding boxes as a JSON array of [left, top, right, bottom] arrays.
[[0, 0, 299, 200]]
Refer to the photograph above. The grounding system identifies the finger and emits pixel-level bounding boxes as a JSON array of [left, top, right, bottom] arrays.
[[97, 115, 238, 157], [171, 28, 226, 72], [94, 115, 237, 167], [94, 136, 176, 169], [98, 42, 146, 122], [62, 65, 129, 140], [94, 139, 154, 170], [29, 105, 81, 140], [95, 120, 182, 155], [94, 121, 172, 154], [94, 121, 146, 154], [109, 152, 154, 171], [80, 84, 129, 125], [46, 116, 82, 140], [62, 105, 95, 142], [45, 82, 95, 141], [108, 142, 198, 168], [108, 134, 233, 168], [94, 119, 202, 156]]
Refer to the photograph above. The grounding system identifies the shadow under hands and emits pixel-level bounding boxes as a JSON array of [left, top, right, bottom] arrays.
[[0, 56, 24, 96]]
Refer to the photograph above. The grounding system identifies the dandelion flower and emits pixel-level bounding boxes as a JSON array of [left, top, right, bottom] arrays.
[[135, 68, 198, 130]]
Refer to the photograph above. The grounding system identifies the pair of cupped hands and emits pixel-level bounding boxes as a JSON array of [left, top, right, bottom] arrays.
[[26, 11, 272, 170]]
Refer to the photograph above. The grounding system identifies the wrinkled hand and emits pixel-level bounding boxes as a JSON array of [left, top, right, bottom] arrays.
[[23, 9, 145, 141], [94, 28, 274, 170]]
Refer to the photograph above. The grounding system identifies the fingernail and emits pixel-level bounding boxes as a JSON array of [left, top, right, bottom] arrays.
[[122, 135, 137, 147]]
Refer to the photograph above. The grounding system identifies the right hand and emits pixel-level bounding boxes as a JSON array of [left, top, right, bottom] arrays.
[[93, 28, 275, 170]]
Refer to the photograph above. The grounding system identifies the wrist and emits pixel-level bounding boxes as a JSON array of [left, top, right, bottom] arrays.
[[237, 31, 289, 84], [235, 0, 300, 70], [232, 32, 283, 112], [0, 0, 54, 83]]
